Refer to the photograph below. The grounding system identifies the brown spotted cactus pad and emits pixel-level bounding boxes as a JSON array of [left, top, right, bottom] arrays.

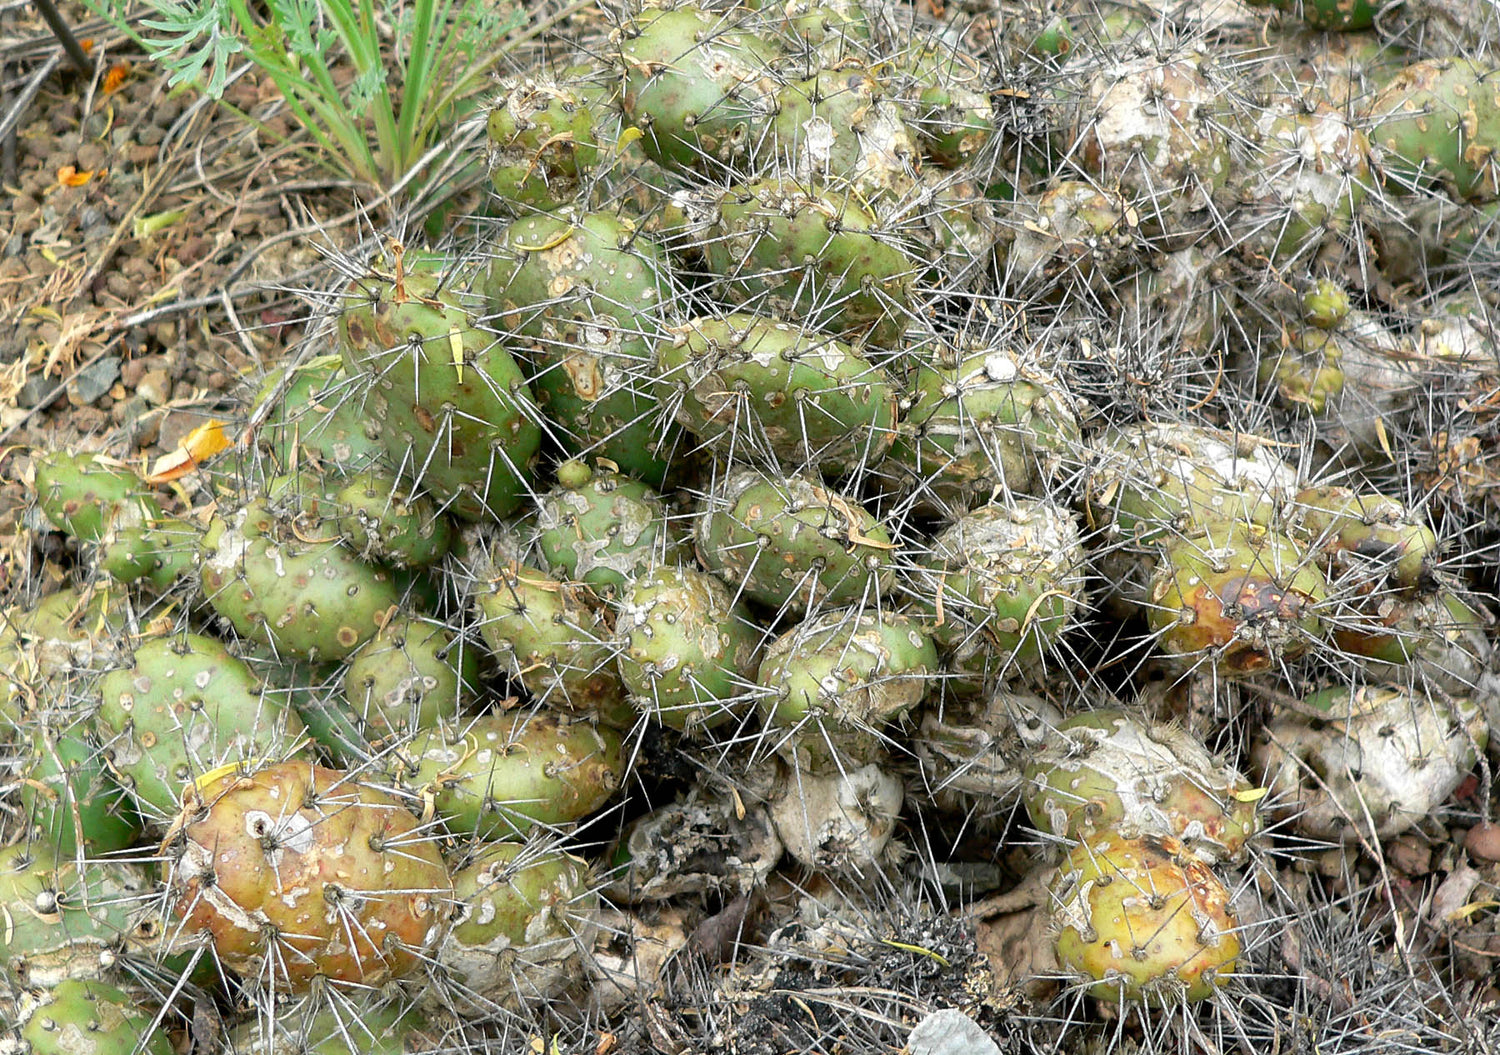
[[95, 631, 308, 821], [1146, 517, 1328, 677], [199, 497, 402, 662], [168, 761, 451, 990], [1143, 532, 1318, 675], [1022, 708, 1262, 864], [1049, 832, 1242, 1004]]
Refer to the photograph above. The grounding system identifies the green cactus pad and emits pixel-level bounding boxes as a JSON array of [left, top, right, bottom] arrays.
[[908, 498, 1087, 686], [534, 460, 683, 599], [19, 721, 141, 858], [12, 978, 172, 1055], [342, 614, 477, 737], [658, 314, 899, 473], [695, 470, 897, 616], [200, 497, 402, 661], [487, 76, 604, 210], [32, 451, 160, 545], [483, 210, 681, 486], [0, 845, 155, 991], [95, 631, 308, 820], [664, 177, 917, 347], [756, 607, 936, 772], [472, 558, 627, 716], [437, 839, 600, 1011], [401, 712, 623, 840], [619, 5, 787, 171], [338, 267, 542, 520], [887, 345, 1082, 513], [1368, 58, 1500, 202], [335, 467, 454, 568], [614, 564, 762, 734]]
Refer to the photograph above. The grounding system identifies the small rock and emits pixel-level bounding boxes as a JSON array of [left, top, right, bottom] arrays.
[[67, 355, 122, 406], [3, 235, 21, 257], [137, 125, 165, 146], [156, 411, 198, 453], [908, 1010, 1001, 1055], [1465, 822, 1500, 863], [76, 143, 107, 172], [1386, 834, 1432, 876], [17, 376, 62, 410], [137, 369, 173, 406], [120, 357, 147, 388]]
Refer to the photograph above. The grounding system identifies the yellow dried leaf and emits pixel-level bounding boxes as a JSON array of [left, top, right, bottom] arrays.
[[143, 420, 230, 483], [1231, 786, 1270, 803]]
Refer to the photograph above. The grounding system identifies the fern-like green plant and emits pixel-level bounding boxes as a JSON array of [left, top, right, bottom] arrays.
[[92, 0, 524, 204]]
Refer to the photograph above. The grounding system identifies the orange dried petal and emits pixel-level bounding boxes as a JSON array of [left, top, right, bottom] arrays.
[[103, 63, 131, 94], [57, 166, 94, 187]]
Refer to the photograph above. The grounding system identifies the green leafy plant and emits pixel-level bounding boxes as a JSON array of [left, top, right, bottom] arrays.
[[90, 0, 527, 202]]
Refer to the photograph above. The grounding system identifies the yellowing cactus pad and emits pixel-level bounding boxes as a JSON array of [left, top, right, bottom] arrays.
[[170, 761, 451, 990], [1050, 832, 1241, 1004]]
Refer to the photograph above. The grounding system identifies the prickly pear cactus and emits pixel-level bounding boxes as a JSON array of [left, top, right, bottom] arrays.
[[756, 608, 936, 772], [94, 631, 308, 820], [534, 459, 682, 599], [657, 314, 899, 474], [433, 840, 599, 1012], [399, 712, 623, 841], [1050, 832, 1241, 1004], [695, 470, 896, 616], [168, 760, 451, 989], [614, 564, 761, 734], [1023, 709, 1262, 863], [6, 978, 172, 1055]]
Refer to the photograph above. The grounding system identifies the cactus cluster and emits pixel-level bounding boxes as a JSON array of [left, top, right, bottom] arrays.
[[5, 0, 1500, 1052]]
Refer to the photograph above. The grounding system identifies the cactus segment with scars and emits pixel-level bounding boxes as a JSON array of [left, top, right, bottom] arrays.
[[694, 469, 897, 616], [7, 978, 172, 1055], [399, 712, 623, 841], [657, 313, 899, 474], [1050, 832, 1242, 1004], [338, 265, 541, 520], [907, 498, 1088, 687], [1023, 708, 1262, 863], [534, 459, 683, 601], [614, 564, 762, 734], [618, 4, 788, 173], [662, 177, 917, 348], [886, 345, 1083, 513], [435, 840, 600, 1011], [482, 210, 681, 486], [95, 631, 308, 819], [470, 556, 626, 717], [756, 607, 936, 772], [199, 497, 402, 662], [1146, 517, 1328, 677], [168, 760, 451, 989]]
